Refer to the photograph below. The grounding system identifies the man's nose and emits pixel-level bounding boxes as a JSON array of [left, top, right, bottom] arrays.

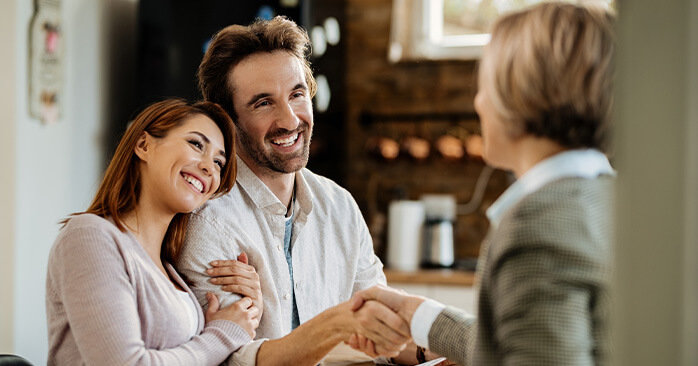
[[276, 102, 301, 131]]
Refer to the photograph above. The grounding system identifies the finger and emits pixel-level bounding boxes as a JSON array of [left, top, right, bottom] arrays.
[[206, 292, 220, 315], [209, 259, 237, 267], [365, 301, 411, 338], [350, 292, 366, 311], [357, 303, 410, 350], [206, 263, 255, 277], [220, 284, 260, 299], [237, 252, 249, 264], [361, 337, 379, 358], [208, 260, 255, 273], [374, 344, 401, 358], [234, 296, 254, 309], [209, 273, 259, 286], [365, 338, 378, 358], [346, 333, 359, 349]]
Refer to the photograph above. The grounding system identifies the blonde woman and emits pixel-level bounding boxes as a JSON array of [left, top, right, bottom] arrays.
[[350, 2, 616, 365]]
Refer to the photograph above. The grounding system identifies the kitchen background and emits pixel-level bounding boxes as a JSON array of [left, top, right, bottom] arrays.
[[1, 0, 697, 365]]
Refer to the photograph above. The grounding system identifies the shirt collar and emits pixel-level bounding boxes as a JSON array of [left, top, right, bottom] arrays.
[[235, 155, 313, 218], [486, 149, 615, 228]]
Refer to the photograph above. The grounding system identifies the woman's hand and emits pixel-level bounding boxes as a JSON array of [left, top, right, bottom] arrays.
[[205, 292, 260, 339], [206, 252, 264, 321]]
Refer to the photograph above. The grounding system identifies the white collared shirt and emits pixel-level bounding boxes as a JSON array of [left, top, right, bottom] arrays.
[[177, 156, 386, 365], [411, 149, 614, 349]]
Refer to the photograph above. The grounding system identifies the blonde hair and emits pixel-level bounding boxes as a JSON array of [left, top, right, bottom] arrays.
[[479, 1, 615, 150]]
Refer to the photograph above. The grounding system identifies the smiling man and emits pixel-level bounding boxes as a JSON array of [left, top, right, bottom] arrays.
[[175, 16, 409, 365]]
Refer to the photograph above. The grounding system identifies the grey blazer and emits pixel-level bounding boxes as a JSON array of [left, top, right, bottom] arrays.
[[428, 175, 613, 365]]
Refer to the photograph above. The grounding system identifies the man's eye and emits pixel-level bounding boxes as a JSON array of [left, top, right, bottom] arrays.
[[188, 139, 203, 149], [292, 91, 304, 98], [256, 100, 271, 108]]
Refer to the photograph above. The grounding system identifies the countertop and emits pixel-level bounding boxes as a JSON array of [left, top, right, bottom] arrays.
[[384, 268, 475, 287]]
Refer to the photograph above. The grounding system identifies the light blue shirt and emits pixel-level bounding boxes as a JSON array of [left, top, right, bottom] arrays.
[[411, 148, 615, 349], [284, 213, 301, 329]]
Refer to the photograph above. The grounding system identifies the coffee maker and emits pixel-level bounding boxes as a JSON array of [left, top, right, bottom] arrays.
[[421, 194, 456, 268]]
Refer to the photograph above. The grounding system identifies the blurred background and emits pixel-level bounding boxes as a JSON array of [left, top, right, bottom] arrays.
[[0, 0, 696, 365]]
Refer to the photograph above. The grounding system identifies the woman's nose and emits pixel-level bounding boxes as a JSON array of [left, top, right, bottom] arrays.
[[198, 158, 215, 175]]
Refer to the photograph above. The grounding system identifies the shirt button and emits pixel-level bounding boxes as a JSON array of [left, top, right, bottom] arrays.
[[295, 282, 301, 290], [276, 244, 283, 252], [283, 293, 290, 300]]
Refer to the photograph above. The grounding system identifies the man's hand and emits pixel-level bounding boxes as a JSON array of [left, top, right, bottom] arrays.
[[350, 285, 426, 324], [351, 300, 411, 358], [206, 252, 263, 321]]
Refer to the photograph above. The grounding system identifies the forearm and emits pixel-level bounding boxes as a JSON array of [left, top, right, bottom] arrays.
[[256, 304, 353, 366]]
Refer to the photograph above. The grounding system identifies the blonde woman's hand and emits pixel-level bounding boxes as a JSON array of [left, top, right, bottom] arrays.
[[205, 292, 260, 339], [206, 252, 264, 321]]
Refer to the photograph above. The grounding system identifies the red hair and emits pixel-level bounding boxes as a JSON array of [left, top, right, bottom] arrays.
[[66, 99, 236, 262]]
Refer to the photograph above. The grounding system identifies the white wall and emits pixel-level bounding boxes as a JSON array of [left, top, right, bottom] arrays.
[[612, 0, 698, 365], [0, 0, 18, 354], [8, 0, 137, 364]]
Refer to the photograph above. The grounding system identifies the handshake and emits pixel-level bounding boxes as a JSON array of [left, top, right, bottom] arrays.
[[344, 285, 431, 361]]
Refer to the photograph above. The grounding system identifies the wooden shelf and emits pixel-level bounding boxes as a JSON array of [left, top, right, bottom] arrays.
[[384, 269, 475, 287]]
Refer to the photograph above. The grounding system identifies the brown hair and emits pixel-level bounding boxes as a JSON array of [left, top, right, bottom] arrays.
[[198, 16, 317, 122], [67, 98, 236, 262], [479, 2, 615, 151]]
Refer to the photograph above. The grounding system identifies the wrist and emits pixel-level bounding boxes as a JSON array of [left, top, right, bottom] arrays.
[[321, 301, 357, 341], [400, 296, 426, 324]]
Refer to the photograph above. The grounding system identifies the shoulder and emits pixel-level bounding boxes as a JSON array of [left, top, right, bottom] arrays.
[[491, 176, 614, 261], [49, 214, 133, 268], [188, 184, 246, 231], [59, 213, 124, 239], [299, 168, 359, 210]]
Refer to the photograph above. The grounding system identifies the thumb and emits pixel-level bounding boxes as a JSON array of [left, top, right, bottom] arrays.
[[206, 292, 220, 316], [350, 292, 367, 311], [237, 252, 249, 265]]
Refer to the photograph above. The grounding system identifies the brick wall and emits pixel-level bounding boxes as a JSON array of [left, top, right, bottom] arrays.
[[342, 0, 511, 262]]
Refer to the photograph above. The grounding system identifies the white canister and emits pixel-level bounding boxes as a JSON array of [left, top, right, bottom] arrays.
[[386, 200, 425, 271]]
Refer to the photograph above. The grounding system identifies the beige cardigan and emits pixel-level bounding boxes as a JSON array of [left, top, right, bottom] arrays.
[[46, 214, 250, 365]]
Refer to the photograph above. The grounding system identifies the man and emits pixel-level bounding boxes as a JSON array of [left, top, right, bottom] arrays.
[[176, 16, 409, 365]]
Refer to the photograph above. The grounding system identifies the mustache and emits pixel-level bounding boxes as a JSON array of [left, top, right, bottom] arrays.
[[265, 122, 310, 140]]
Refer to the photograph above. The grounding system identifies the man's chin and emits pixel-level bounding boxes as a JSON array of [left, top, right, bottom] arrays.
[[269, 156, 308, 174]]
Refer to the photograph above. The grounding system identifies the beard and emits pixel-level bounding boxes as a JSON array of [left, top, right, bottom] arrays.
[[236, 121, 312, 174]]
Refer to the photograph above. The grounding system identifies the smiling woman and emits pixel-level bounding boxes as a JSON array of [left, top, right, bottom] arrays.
[[45, 99, 264, 365]]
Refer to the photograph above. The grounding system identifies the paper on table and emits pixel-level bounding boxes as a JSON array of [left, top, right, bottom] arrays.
[[319, 342, 375, 366], [416, 357, 447, 366]]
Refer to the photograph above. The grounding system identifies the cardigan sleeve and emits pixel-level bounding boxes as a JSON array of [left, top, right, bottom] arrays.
[[48, 224, 250, 366]]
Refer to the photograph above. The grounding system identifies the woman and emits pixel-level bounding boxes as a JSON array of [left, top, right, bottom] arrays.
[[350, 2, 615, 365], [46, 99, 261, 365]]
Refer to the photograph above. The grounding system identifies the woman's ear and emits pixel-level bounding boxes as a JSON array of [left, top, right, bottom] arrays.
[[134, 132, 151, 162]]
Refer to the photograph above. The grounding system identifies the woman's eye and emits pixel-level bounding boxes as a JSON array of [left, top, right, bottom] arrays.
[[215, 160, 224, 170], [188, 139, 203, 150]]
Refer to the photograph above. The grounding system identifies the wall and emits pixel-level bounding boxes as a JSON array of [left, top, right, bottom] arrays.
[[0, 0, 18, 354], [7, 0, 137, 363], [344, 0, 510, 260], [612, 0, 698, 364]]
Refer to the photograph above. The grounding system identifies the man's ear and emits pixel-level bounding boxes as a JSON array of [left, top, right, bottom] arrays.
[[134, 132, 151, 162]]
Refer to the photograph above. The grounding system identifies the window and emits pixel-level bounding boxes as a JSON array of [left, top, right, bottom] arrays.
[[389, 0, 614, 62]]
